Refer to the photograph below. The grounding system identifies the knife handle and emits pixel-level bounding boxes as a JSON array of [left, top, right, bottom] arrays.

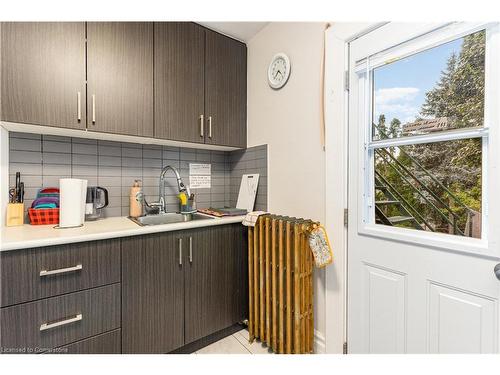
[[19, 182, 24, 203], [15, 172, 21, 202]]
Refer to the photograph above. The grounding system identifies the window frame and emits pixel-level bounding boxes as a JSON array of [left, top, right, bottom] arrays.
[[353, 22, 499, 256]]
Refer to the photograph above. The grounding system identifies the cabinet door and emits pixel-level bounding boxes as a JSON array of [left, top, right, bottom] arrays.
[[154, 22, 205, 143], [184, 225, 247, 344], [1, 22, 86, 129], [205, 30, 247, 148], [87, 22, 153, 137], [122, 232, 184, 353]]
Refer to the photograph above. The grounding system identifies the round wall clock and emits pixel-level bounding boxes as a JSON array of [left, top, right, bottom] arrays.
[[268, 53, 291, 90]]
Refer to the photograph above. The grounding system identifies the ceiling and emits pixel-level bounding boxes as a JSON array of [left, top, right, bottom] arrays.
[[198, 22, 269, 42]]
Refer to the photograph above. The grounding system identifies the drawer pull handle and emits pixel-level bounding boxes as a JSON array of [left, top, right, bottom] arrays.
[[40, 313, 83, 332], [39, 264, 83, 277]]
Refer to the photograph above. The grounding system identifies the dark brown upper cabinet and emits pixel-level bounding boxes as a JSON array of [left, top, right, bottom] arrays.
[[154, 23, 247, 148], [87, 22, 153, 137], [154, 22, 205, 143], [204, 30, 247, 148], [0, 22, 86, 129], [1, 22, 246, 148]]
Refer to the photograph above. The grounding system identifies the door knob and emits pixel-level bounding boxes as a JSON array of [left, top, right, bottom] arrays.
[[495, 264, 500, 280]]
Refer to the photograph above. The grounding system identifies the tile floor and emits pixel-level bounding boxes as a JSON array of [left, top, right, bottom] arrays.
[[195, 328, 273, 354]]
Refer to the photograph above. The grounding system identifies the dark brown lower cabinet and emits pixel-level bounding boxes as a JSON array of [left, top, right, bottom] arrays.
[[121, 232, 184, 354], [184, 225, 247, 343], [121, 224, 248, 353], [0, 223, 247, 354]]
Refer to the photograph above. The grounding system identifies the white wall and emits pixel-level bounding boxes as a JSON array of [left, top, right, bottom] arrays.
[[247, 22, 327, 350]]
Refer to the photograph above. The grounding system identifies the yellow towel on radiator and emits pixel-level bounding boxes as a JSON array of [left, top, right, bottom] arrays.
[[308, 225, 333, 268]]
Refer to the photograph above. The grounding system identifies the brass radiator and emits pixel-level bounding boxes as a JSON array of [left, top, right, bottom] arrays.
[[247, 215, 317, 354]]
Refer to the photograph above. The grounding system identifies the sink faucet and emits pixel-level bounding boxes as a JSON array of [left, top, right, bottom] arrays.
[[153, 165, 192, 214]]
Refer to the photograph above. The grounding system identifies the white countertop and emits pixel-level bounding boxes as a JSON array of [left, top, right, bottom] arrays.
[[0, 214, 245, 251]]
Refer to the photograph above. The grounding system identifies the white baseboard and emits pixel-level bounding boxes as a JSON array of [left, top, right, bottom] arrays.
[[314, 330, 326, 354]]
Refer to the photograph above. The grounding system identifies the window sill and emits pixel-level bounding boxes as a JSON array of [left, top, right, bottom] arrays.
[[357, 223, 496, 258]]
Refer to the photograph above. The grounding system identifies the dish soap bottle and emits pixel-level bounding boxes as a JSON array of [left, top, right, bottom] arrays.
[[129, 180, 143, 218]]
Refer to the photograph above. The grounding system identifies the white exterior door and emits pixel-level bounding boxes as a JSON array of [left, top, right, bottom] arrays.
[[347, 22, 500, 353]]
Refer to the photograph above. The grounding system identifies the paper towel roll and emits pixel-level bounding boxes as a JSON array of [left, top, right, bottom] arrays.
[[59, 178, 88, 228]]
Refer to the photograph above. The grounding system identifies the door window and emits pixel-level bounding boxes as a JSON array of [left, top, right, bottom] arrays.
[[362, 30, 487, 239]]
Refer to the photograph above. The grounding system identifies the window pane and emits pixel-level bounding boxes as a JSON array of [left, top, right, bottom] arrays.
[[372, 31, 485, 141], [373, 138, 482, 238]]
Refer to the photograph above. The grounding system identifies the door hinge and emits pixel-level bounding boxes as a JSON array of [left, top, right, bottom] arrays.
[[344, 70, 350, 91], [343, 208, 348, 227], [343, 341, 348, 354]]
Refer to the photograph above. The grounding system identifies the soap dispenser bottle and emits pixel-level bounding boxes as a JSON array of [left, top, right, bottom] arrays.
[[129, 180, 143, 218]]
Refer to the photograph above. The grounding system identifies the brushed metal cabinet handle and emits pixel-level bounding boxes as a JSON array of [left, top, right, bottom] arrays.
[[77, 91, 81, 121], [40, 264, 83, 277], [179, 238, 183, 266], [40, 313, 82, 332], [208, 116, 212, 139], [92, 94, 96, 124], [199, 114, 204, 137], [189, 236, 193, 263]]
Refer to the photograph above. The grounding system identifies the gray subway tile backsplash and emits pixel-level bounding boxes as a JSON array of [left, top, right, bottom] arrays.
[[98, 155, 121, 167], [42, 139, 72, 153], [122, 147, 142, 158], [229, 144, 268, 211], [42, 163, 72, 176], [98, 144, 121, 156], [9, 150, 42, 164], [9, 133, 268, 221], [44, 152, 72, 165], [72, 153, 98, 166], [72, 164, 98, 176], [9, 137, 41, 151], [143, 148, 162, 159], [72, 142, 98, 155]]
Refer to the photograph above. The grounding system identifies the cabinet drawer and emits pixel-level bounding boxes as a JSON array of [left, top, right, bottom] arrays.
[[1, 239, 120, 307], [47, 329, 121, 354], [0, 284, 121, 353]]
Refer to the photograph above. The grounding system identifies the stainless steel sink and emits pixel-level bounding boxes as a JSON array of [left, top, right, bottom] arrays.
[[129, 212, 214, 226]]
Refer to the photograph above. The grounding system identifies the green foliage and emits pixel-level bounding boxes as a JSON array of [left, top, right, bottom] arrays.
[[421, 32, 485, 129], [389, 118, 401, 138], [376, 31, 484, 235]]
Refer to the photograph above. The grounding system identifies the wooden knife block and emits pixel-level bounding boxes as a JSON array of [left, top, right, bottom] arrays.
[[6, 203, 24, 226]]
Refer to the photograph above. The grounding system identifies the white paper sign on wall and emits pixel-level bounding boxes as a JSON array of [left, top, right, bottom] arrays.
[[189, 163, 211, 176], [189, 175, 211, 189]]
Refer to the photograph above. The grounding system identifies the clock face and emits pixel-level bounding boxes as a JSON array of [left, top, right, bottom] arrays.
[[268, 53, 290, 89]]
